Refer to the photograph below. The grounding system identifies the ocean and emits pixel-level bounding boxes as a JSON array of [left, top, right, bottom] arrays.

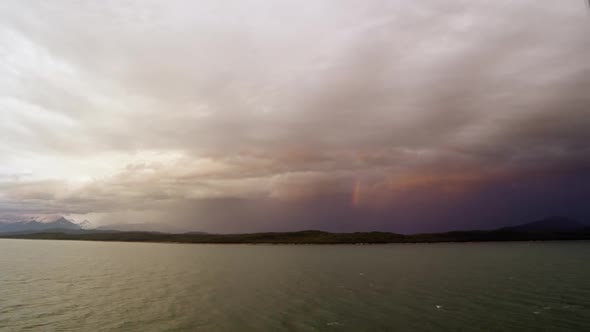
[[0, 239, 588, 331]]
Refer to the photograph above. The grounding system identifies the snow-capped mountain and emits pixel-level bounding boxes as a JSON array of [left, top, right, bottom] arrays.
[[0, 216, 85, 233], [25, 215, 69, 223]]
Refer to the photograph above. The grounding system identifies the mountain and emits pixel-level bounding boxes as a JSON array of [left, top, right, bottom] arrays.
[[501, 216, 587, 232], [1, 215, 588, 243], [0, 216, 82, 234]]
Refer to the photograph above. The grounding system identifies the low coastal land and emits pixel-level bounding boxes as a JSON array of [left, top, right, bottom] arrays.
[[1, 228, 589, 244]]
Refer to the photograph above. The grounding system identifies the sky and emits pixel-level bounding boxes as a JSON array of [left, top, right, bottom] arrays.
[[0, 0, 589, 233]]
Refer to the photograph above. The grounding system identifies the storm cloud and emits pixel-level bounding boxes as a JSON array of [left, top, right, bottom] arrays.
[[1, 0, 589, 232]]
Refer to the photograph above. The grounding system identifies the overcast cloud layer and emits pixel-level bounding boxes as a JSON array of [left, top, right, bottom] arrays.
[[1, 0, 589, 233]]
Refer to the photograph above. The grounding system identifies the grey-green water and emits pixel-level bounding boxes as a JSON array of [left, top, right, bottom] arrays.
[[0, 240, 589, 331]]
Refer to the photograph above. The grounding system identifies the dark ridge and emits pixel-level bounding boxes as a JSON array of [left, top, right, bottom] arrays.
[[0, 218, 81, 233], [501, 216, 586, 232], [0, 217, 588, 244], [0, 228, 589, 244]]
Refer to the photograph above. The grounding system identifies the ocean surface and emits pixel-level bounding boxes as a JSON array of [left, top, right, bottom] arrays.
[[0, 239, 589, 331]]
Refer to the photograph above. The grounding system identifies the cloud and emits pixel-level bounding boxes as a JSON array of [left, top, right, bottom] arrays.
[[0, 0, 589, 232]]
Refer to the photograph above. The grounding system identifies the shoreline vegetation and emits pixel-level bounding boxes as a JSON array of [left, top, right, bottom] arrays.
[[1, 228, 589, 245]]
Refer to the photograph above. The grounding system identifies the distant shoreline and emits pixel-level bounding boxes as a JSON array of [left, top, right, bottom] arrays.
[[1, 229, 589, 245], [2, 238, 590, 247]]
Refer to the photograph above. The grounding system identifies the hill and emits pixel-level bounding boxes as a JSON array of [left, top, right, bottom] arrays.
[[0, 217, 588, 244], [0, 216, 82, 234], [501, 216, 586, 232]]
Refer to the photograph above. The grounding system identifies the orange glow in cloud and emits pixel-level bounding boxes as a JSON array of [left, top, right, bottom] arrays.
[[348, 170, 510, 209]]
